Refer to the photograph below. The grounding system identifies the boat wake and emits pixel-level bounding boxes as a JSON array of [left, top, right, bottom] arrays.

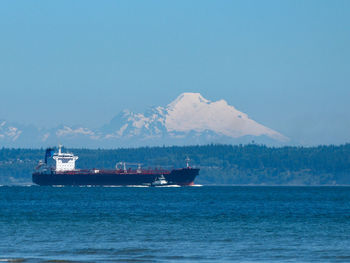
[[155, 184, 181, 187], [125, 185, 150, 188]]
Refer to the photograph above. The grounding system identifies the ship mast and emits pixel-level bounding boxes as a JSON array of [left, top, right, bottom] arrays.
[[58, 144, 62, 155], [185, 157, 191, 168]]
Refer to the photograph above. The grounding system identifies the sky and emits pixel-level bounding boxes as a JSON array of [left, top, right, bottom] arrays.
[[0, 0, 349, 145]]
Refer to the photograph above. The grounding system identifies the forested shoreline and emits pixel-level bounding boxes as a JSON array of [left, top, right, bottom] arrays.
[[1, 144, 350, 185]]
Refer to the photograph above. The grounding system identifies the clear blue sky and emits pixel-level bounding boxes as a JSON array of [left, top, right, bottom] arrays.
[[0, 0, 349, 145]]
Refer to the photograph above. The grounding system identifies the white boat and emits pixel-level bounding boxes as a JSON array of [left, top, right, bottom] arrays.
[[151, 175, 168, 187]]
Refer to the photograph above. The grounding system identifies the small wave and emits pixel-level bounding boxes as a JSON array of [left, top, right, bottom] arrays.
[[44, 260, 77, 263], [125, 185, 149, 188], [164, 255, 207, 260], [0, 185, 34, 187], [190, 184, 203, 187], [0, 259, 25, 262], [114, 247, 160, 255], [75, 247, 116, 255]]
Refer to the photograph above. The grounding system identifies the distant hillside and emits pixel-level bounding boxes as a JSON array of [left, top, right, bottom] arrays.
[[1, 144, 350, 185], [0, 93, 287, 148]]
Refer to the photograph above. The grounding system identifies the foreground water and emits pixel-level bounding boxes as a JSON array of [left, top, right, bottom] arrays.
[[1, 186, 350, 262]]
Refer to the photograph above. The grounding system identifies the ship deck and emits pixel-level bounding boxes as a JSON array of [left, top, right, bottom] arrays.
[[54, 168, 172, 175]]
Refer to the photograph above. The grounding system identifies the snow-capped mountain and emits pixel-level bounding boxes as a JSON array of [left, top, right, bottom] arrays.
[[100, 93, 288, 144], [0, 93, 288, 147], [166, 93, 286, 140], [0, 121, 22, 141]]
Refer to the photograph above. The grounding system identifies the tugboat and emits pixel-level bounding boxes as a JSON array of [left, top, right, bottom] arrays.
[[32, 146, 200, 186], [151, 175, 168, 187]]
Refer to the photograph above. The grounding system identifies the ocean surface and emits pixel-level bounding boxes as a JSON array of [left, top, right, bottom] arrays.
[[1, 186, 350, 262]]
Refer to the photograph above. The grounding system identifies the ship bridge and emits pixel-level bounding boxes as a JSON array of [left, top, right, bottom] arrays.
[[53, 145, 78, 172]]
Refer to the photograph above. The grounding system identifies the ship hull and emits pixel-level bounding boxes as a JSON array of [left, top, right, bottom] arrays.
[[32, 168, 199, 186]]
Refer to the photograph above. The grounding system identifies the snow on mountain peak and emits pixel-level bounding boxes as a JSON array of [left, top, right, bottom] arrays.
[[56, 126, 98, 139], [102, 92, 288, 143], [0, 121, 22, 141], [0, 93, 288, 147], [165, 93, 288, 141], [168, 92, 209, 110]]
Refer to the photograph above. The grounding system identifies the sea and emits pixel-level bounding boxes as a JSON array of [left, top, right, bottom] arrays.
[[1, 186, 350, 263]]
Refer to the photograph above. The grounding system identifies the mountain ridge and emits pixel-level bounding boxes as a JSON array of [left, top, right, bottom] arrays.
[[0, 93, 288, 147]]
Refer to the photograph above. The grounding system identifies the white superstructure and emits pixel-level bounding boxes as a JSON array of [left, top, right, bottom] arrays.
[[53, 145, 78, 172], [151, 175, 168, 186]]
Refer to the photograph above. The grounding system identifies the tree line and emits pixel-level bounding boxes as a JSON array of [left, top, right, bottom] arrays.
[[0, 144, 350, 185]]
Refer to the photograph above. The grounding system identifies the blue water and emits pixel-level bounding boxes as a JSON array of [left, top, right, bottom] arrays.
[[1, 186, 350, 262]]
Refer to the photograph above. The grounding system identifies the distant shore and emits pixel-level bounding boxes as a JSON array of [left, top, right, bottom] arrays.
[[1, 144, 350, 185]]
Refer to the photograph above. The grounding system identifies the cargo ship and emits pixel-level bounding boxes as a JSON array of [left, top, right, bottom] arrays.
[[32, 146, 199, 186]]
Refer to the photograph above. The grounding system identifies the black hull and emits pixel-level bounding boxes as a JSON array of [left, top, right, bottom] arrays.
[[32, 168, 199, 186]]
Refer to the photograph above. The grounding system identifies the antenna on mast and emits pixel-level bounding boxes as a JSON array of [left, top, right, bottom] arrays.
[[185, 157, 190, 168]]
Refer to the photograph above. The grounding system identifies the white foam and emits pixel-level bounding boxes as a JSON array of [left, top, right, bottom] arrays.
[[125, 185, 150, 187], [155, 184, 181, 187]]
